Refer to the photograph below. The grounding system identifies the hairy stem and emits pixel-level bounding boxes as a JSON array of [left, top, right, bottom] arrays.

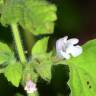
[[11, 23, 27, 63]]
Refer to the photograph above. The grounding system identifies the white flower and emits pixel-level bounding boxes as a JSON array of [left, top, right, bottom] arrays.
[[24, 80, 37, 94], [56, 36, 83, 59]]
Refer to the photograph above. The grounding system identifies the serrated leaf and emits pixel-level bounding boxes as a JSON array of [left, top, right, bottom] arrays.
[[34, 61, 52, 81], [0, 0, 57, 35], [0, 42, 15, 65], [0, 0, 23, 24], [4, 62, 22, 87], [21, 0, 57, 35], [32, 37, 49, 55], [33, 54, 52, 81], [67, 39, 96, 96]]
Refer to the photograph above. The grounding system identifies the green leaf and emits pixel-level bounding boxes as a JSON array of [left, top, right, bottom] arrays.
[[67, 39, 96, 96], [0, 42, 15, 65], [4, 62, 22, 87], [28, 92, 38, 96], [32, 37, 49, 55], [33, 54, 52, 81], [0, 0, 57, 35], [21, 0, 57, 35], [16, 92, 38, 96], [0, 0, 23, 24], [23, 63, 38, 83]]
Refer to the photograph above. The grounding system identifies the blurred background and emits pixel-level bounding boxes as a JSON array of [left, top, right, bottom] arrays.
[[0, 0, 96, 96], [49, 0, 96, 44]]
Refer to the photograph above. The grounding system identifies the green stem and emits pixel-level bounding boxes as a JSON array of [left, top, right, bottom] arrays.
[[11, 23, 27, 63]]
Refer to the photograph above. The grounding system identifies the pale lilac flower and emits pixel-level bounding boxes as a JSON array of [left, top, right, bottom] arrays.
[[56, 36, 83, 59], [24, 80, 37, 94]]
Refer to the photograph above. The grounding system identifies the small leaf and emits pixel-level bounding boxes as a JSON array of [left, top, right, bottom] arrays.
[[33, 54, 52, 81], [0, 42, 15, 65], [67, 39, 96, 96], [32, 37, 49, 55], [0, 42, 12, 53], [4, 62, 22, 87]]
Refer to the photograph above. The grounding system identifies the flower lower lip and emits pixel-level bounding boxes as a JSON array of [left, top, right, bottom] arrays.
[[56, 36, 83, 59]]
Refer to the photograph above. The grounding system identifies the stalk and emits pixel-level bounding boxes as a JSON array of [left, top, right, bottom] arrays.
[[11, 23, 27, 63]]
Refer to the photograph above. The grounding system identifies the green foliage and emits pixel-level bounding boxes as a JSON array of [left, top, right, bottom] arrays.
[[0, 0, 22, 24], [32, 54, 52, 81], [20, 0, 57, 35], [15, 92, 38, 96], [32, 37, 49, 55], [31, 37, 53, 81], [0, 0, 57, 35], [0, 42, 15, 65], [67, 39, 96, 96], [0, 0, 3, 4], [28, 92, 38, 96], [0, 0, 57, 94], [4, 62, 22, 87], [1, 0, 96, 96], [15, 93, 24, 96], [23, 63, 38, 83]]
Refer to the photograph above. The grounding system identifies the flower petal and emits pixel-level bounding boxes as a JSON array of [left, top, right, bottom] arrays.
[[66, 45, 83, 57], [67, 38, 79, 45], [63, 36, 68, 43], [61, 52, 70, 59], [58, 51, 70, 59], [24, 80, 37, 93], [56, 38, 64, 51], [56, 36, 68, 51]]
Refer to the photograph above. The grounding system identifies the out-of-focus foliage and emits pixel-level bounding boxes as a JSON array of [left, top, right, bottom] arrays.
[[0, 42, 15, 65], [0, 0, 57, 35]]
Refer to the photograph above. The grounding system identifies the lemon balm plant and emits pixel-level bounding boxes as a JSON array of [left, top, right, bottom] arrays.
[[0, 0, 96, 96]]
